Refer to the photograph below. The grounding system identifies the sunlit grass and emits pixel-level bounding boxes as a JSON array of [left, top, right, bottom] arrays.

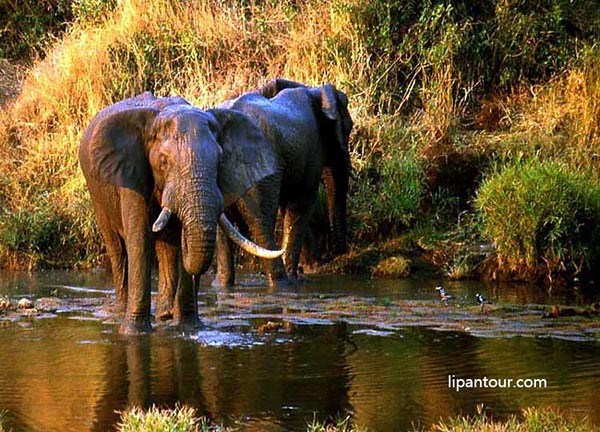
[[1, 0, 600, 273], [432, 406, 597, 432], [118, 405, 231, 432], [116, 406, 597, 432], [476, 160, 600, 281]]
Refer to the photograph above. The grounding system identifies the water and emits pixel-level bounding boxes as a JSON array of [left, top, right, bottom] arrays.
[[0, 270, 599, 431]]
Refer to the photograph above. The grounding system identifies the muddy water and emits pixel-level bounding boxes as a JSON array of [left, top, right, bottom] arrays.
[[0, 270, 599, 431]]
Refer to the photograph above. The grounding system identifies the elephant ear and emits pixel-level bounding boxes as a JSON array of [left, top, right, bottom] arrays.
[[208, 108, 278, 207], [319, 85, 354, 171], [84, 103, 159, 197]]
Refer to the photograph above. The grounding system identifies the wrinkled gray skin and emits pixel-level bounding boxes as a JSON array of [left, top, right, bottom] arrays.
[[214, 79, 353, 287], [79, 92, 279, 334]]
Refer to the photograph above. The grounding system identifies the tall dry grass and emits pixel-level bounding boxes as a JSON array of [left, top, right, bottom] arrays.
[[1, 0, 600, 271], [0, 0, 389, 267]]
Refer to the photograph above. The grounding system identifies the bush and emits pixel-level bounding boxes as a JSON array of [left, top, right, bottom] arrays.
[[476, 160, 600, 281], [349, 126, 427, 241], [0, 0, 73, 60]]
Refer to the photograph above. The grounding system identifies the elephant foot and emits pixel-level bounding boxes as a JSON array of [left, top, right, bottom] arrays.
[[267, 275, 294, 292], [156, 310, 173, 322], [155, 304, 174, 322], [110, 300, 126, 316], [119, 315, 153, 335], [155, 297, 174, 322], [211, 276, 235, 289], [171, 313, 203, 332]]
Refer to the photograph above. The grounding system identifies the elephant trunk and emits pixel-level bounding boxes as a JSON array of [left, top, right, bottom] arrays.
[[178, 181, 218, 276], [322, 166, 348, 254]]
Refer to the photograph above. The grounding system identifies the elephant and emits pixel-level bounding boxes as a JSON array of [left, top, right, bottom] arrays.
[[79, 92, 283, 334], [213, 79, 353, 287]]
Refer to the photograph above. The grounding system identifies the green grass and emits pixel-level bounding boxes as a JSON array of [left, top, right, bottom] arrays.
[[432, 406, 598, 432], [116, 406, 597, 432], [476, 160, 600, 281], [118, 405, 230, 432]]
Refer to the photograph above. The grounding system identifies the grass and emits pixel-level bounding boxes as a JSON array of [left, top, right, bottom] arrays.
[[0, 410, 8, 432], [431, 406, 598, 432], [371, 255, 411, 279], [118, 405, 229, 432], [1, 0, 600, 281], [116, 406, 597, 432], [476, 160, 600, 281]]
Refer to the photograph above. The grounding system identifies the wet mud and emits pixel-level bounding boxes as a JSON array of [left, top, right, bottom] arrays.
[[2, 281, 599, 342]]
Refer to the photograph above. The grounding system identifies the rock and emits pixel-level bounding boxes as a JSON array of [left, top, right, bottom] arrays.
[[17, 298, 33, 309], [35, 297, 62, 312]]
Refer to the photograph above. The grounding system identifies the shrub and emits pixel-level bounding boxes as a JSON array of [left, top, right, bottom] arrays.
[[0, 0, 73, 60], [476, 160, 600, 281], [349, 118, 428, 241], [371, 256, 411, 279]]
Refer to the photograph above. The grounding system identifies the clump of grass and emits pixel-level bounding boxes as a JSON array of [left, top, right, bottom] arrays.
[[476, 160, 600, 281], [371, 256, 411, 279], [432, 406, 596, 432], [307, 414, 367, 432], [0, 410, 9, 432], [118, 405, 231, 432]]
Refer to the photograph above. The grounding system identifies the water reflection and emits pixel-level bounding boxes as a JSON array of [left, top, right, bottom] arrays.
[[0, 270, 599, 431]]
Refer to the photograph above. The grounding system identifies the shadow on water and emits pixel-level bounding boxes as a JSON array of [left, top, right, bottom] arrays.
[[0, 269, 599, 431]]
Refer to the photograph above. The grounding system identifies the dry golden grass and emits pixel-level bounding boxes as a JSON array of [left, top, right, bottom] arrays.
[[1, 0, 600, 269]]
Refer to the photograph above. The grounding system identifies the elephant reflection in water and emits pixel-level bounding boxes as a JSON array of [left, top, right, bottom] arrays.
[[90, 322, 353, 430], [91, 337, 206, 431]]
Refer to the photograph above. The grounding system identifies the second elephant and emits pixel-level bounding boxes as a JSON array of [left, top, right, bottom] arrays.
[[214, 79, 353, 287]]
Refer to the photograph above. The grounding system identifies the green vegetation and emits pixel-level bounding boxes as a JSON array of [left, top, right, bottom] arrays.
[[0, 410, 8, 432], [476, 160, 600, 281], [432, 406, 598, 432], [307, 414, 367, 432], [118, 405, 228, 432], [1, 0, 600, 283], [116, 406, 597, 432], [371, 255, 411, 279]]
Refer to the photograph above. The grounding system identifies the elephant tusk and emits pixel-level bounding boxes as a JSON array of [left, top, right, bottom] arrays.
[[152, 207, 172, 232], [218, 213, 283, 259]]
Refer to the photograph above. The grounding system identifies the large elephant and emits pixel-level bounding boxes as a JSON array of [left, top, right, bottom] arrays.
[[79, 92, 282, 334], [213, 79, 353, 287]]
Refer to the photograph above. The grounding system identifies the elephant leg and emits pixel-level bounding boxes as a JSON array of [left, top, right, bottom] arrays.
[[90, 195, 128, 314], [236, 179, 288, 289], [101, 227, 127, 314], [119, 188, 153, 335], [155, 238, 178, 322], [172, 266, 201, 329], [282, 203, 310, 281], [212, 225, 235, 288]]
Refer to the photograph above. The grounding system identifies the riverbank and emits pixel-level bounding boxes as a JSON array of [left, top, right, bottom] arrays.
[[1, 0, 600, 286]]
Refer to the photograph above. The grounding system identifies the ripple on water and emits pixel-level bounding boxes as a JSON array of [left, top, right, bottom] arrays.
[[191, 329, 264, 347]]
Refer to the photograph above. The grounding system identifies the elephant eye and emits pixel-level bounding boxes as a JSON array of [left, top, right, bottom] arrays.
[[159, 154, 169, 170]]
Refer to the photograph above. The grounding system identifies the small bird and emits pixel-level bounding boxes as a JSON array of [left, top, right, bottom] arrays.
[[476, 293, 490, 313], [436, 286, 453, 302], [475, 293, 487, 305]]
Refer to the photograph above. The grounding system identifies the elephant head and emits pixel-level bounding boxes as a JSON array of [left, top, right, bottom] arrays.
[[84, 92, 281, 276], [310, 84, 353, 254]]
